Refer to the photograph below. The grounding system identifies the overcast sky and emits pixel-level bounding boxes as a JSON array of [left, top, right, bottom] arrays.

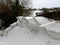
[[32, 0, 60, 8]]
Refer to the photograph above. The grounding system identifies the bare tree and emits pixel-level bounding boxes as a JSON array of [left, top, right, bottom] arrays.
[[0, 0, 32, 8], [19, 0, 31, 8]]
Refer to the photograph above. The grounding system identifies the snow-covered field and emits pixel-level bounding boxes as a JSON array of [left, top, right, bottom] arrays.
[[0, 17, 60, 45]]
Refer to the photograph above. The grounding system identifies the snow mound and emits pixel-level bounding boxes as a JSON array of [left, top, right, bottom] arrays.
[[40, 20, 60, 39], [17, 16, 40, 33]]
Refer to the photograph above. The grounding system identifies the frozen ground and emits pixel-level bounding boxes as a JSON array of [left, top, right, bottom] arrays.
[[0, 17, 60, 45]]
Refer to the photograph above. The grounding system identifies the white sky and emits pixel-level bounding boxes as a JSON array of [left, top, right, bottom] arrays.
[[32, 0, 60, 8]]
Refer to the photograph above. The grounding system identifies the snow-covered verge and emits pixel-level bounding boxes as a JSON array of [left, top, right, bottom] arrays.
[[0, 17, 60, 45]]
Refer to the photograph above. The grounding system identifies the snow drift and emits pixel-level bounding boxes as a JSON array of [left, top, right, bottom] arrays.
[[0, 16, 60, 45]]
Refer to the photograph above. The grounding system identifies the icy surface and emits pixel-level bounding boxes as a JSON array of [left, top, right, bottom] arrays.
[[0, 17, 60, 45]]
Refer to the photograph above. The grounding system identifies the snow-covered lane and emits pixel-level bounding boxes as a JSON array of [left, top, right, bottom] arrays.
[[0, 17, 60, 45], [0, 26, 59, 45]]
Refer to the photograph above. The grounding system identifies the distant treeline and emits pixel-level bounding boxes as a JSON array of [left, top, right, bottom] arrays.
[[37, 10, 60, 21], [40, 7, 60, 13]]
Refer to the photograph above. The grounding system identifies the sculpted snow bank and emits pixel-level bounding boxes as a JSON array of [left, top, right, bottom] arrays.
[[2, 16, 60, 39], [17, 16, 40, 33], [10, 17, 60, 39], [17, 16, 29, 28], [40, 21, 60, 39], [47, 24, 60, 39]]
